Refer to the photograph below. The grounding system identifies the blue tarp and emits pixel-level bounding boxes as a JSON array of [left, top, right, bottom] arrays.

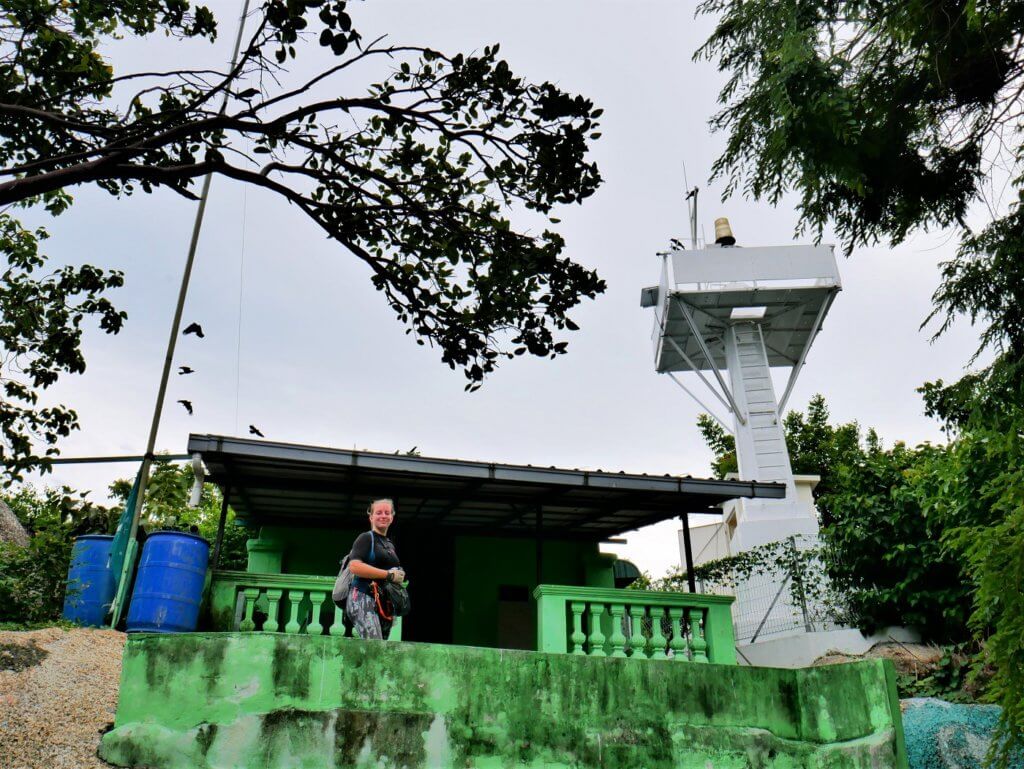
[[107, 470, 141, 580]]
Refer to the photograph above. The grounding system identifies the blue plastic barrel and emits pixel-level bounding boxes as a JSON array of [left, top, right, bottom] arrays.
[[62, 534, 117, 627], [126, 531, 210, 633]]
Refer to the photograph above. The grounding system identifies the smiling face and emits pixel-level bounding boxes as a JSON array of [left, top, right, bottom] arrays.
[[368, 499, 394, 534]]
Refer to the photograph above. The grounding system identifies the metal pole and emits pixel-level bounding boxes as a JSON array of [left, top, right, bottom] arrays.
[[110, 2, 253, 627], [664, 372, 733, 434], [749, 576, 791, 644], [49, 454, 190, 465], [211, 490, 231, 569], [535, 505, 544, 587], [778, 289, 838, 413], [680, 513, 696, 593], [664, 336, 737, 418], [674, 298, 747, 423], [123, 0, 252, 551]]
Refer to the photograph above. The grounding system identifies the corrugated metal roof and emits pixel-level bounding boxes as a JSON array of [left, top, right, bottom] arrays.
[[189, 434, 786, 540]]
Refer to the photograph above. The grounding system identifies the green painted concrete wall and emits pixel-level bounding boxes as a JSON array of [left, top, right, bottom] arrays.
[[100, 633, 907, 769]]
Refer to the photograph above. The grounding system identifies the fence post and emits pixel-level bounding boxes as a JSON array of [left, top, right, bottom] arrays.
[[534, 587, 569, 653], [703, 602, 737, 664]]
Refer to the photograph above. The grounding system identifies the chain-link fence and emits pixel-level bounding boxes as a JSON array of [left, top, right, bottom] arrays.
[[695, 537, 845, 643]]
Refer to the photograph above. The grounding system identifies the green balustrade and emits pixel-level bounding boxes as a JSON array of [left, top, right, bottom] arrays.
[[209, 570, 403, 641], [533, 585, 736, 664]]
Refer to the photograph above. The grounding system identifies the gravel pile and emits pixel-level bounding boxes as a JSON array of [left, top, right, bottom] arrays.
[[901, 697, 1011, 769], [0, 627, 125, 769]]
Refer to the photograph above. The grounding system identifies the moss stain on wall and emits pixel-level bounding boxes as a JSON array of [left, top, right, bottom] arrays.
[[101, 633, 907, 769]]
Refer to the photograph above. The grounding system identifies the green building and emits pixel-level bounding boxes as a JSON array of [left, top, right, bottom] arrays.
[[99, 434, 908, 769]]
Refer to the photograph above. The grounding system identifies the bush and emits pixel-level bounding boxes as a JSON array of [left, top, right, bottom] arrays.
[[820, 442, 974, 642], [0, 523, 74, 624], [0, 485, 114, 625]]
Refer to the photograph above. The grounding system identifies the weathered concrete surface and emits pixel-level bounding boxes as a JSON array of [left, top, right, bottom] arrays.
[[100, 633, 907, 769]]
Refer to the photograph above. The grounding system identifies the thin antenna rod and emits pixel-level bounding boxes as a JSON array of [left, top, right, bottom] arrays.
[[123, 0, 253, 554], [683, 164, 699, 249]]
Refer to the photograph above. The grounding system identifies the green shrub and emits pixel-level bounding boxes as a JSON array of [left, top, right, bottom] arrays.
[[0, 523, 74, 624]]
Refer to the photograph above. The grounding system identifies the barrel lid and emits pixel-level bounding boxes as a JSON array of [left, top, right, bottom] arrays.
[[74, 534, 115, 542], [147, 530, 210, 545]]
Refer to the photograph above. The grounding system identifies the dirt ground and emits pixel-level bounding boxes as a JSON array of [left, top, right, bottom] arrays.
[[814, 640, 946, 677], [0, 627, 125, 769]]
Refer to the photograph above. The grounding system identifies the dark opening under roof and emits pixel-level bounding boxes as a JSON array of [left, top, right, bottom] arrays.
[[189, 434, 785, 541]]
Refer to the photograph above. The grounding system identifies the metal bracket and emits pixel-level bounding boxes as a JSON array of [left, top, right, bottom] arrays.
[[674, 297, 747, 423], [663, 335, 738, 421], [664, 372, 734, 434], [778, 289, 838, 413]]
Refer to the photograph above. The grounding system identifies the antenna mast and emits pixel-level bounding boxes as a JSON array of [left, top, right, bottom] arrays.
[[685, 186, 699, 249], [681, 163, 699, 249]]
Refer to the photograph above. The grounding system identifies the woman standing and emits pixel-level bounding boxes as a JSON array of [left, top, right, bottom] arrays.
[[346, 498, 405, 640]]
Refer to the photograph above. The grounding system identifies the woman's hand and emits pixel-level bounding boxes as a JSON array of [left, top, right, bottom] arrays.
[[387, 568, 406, 584]]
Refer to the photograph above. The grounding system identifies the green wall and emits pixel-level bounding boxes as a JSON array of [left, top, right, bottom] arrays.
[[239, 526, 617, 647], [250, 525, 361, 576], [100, 632, 907, 769], [452, 536, 614, 648]]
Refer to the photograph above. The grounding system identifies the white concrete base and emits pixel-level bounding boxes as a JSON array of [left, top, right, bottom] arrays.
[[735, 626, 921, 668]]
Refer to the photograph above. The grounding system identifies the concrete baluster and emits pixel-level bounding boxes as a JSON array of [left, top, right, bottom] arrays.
[[649, 606, 668, 660], [668, 607, 687, 661], [570, 602, 587, 655], [689, 608, 709, 663], [628, 605, 647, 659], [239, 588, 259, 632], [329, 598, 346, 637], [284, 590, 302, 634], [264, 589, 283, 633], [307, 591, 324, 636], [587, 603, 607, 657], [608, 603, 627, 658]]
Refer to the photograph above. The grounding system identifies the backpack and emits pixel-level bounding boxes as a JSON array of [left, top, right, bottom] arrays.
[[332, 531, 376, 607]]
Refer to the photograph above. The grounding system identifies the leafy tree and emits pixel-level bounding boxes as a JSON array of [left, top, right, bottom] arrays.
[[0, 522, 74, 624], [695, 413, 737, 480], [697, 5, 1024, 754], [5, 483, 119, 535], [0, 0, 605, 481], [0, 461, 250, 626], [821, 441, 973, 641], [0, 216, 125, 483], [695, 0, 1024, 356], [915, 362, 1024, 767]]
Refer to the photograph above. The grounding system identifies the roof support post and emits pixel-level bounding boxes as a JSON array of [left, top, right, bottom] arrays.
[[535, 505, 544, 586], [211, 489, 230, 569], [680, 513, 697, 594]]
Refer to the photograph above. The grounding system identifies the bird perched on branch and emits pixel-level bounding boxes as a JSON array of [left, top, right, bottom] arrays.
[[249, 425, 264, 438], [177, 399, 193, 415], [182, 322, 204, 338], [178, 366, 194, 375]]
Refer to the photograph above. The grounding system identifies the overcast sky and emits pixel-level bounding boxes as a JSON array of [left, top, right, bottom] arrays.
[[22, 1, 987, 577]]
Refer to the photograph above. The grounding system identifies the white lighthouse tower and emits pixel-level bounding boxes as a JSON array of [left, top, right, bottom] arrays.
[[641, 219, 841, 643]]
